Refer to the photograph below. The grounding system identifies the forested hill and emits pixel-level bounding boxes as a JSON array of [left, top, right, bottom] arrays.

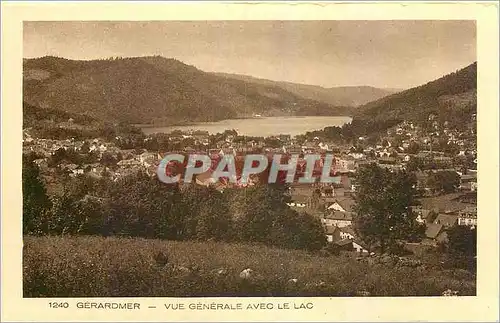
[[354, 62, 477, 130], [215, 72, 399, 107], [23, 56, 352, 125], [23, 101, 97, 128]]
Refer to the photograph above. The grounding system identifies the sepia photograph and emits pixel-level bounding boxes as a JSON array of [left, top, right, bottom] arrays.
[[20, 19, 480, 298], [2, 1, 499, 322]]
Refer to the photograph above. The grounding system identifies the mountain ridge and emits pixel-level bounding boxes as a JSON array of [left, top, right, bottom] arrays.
[[342, 62, 477, 137], [213, 72, 401, 107], [23, 56, 354, 125]]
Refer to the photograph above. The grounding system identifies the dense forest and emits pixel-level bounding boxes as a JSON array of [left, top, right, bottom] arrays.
[[354, 63, 477, 128], [23, 56, 352, 125]]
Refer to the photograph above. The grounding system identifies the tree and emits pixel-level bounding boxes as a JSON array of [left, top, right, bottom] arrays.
[[31, 174, 109, 236], [43, 192, 80, 234], [391, 136, 403, 148], [280, 210, 326, 251], [228, 184, 326, 250], [48, 147, 68, 166], [444, 143, 459, 156], [264, 137, 282, 148], [445, 225, 477, 271], [80, 141, 90, 154], [175, 184, 232, 241], [350, 145, 364, 154], [100, 152, 118, 167], [193, 188, 231, 241], [73, 196, 107, 235], [224, 129, 238, 137], [406, 141, 420, 154], [426, 171, 460, 194], [353, 163, 422, 254], [447, 225, 476, 257], [63, 174, 100, 199], [23, 156, 51, 234], [229, 185, 285, 243], [104, 171, 179, 238]]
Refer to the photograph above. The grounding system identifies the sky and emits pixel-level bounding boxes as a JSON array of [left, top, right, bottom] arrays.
[[23, 21, 476, 89]]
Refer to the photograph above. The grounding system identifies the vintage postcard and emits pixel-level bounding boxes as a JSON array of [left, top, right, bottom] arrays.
[[1, 1, 499, 322]]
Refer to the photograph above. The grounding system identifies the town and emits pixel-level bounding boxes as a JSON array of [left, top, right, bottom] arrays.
[[23, 111, 477, 254]]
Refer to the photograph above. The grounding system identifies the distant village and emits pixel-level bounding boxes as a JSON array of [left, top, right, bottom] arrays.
[[23, 113, 477, 254]]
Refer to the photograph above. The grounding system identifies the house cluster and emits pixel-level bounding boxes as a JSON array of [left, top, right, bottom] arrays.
[[23, 132, 162, 180], [257, 121, 477, 178], [283, 170, 477, 254], [412, 193, 477, 244], [386, 119, 476, 154], [23, 135, 88, 158], [284, 178, 370, 254]]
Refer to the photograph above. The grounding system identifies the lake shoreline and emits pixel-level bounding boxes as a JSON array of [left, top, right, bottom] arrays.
[[138, 116, 353, 137], [133, 116, 267, 128], [134, 115, 353, 129]]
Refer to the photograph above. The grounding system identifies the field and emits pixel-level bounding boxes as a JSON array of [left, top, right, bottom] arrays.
[[23, 236, 476, 297]]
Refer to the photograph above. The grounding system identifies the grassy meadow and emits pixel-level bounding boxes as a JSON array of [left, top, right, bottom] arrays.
[[23, 236, 476, 297]]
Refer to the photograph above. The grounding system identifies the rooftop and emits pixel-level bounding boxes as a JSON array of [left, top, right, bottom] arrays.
[[425, 223, 443, 239]]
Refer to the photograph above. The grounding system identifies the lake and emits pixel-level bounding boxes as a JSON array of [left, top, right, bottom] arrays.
[[140, 116, 352, 137]]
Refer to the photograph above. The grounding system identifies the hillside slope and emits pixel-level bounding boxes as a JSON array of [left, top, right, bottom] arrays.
[[24, 235, 476, 297], [23, 101, 97, 128], [215, 72, 399, 107], [23, 56, 352, 125], [354, 62, 477, 128]]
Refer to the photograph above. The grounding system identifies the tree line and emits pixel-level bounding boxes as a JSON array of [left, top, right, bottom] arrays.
[[22, 154, 326, 251]]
